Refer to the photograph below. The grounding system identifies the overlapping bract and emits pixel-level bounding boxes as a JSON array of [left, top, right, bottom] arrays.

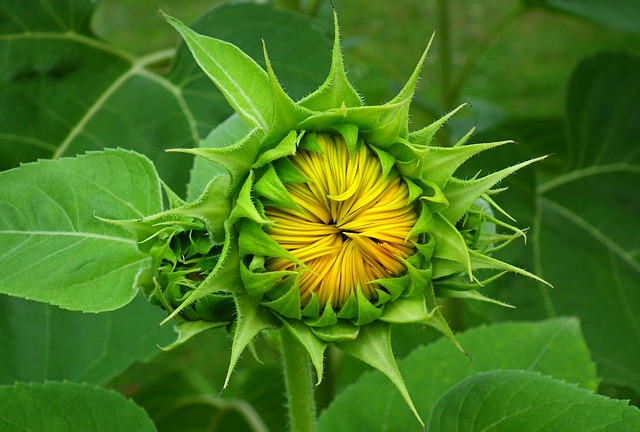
[[117, 11, 548, 427]]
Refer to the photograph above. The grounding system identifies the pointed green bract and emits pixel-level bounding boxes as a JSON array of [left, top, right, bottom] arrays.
[[442, 155, 547, 223], [126, 10, 551, 423], [162, 12, 272, 130], [336, 323, 425, 428], [299, 9, 362, 110], [224, 293, 277, 389]]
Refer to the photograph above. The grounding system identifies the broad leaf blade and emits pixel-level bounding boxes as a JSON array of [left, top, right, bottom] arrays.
[[0, 294, 172, 385], [319, 318, 596, 431], [0, 1, 197, 194], [428, 370, 640, 431], [0, 149, 162, 312], [467, 53, 640, 394], [0, 382, 157, 432]]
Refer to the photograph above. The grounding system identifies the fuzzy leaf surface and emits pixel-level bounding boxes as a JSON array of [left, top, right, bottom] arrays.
[[0, 294, 172, 385], [428, 370, 640, 431], [0, 0, 197, 194], [0, 381, 156, 432], [0, 149, 162, 312], [318, 318, 596, 431]]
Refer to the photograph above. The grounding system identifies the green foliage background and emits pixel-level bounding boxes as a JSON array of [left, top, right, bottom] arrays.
[[0, 0, 639, 431]]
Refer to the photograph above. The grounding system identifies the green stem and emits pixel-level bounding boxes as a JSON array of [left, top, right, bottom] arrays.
[[281, 328, 317, 432]]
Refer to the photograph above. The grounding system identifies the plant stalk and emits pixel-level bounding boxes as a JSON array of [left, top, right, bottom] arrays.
[[281, 328, 317, 432]]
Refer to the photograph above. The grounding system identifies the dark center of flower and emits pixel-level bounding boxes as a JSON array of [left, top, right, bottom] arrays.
[[264, 133, 418, 309]]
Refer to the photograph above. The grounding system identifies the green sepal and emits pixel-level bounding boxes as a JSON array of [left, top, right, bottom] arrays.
[[403, 258, 433, 297], [305, 301, 338, 327], [279, 318, 328, 385], [224, 293, 279, 390], [369, 145, 396, 178], [431, 257, 466, 279], [415, 234, 435, 260], [160, 223, 241, 325], [310, 321, 360, 342], [374, 273, 410, 301], [161, 320, 229, 351], [297, 105, 348, 131], [161, 180, 186, 209], [335, 291, 359, 319], [94, 215, 171, 247], [354, 286, 384, 326], [468, 249, 552, 287], [362, 101, 411, 148], [380, 294, 438, 324], [432, 213, 472, 277], [137, 175, 232, 244], [240, 260, 294, 301], [408, 103, 468, 146], [273, 157, 309, 183], [405, 141, 508, 188], [253, 130, 299, 168], [298, 132, 325, 153], [434, 271, 508, 292], [437, 288, 515, 308], [253, 164, 301, 212], [261, 280, 302, 320], [238, 220, 303, 266], [330, 124, 359, 156], [301, 292, 320, 318], [405, 177, 424, 203], [406, 201, 434, 240], [342, 104, 404, 133], [162, 13, 272, 130], [419, 179, 449, 213], [229, 172, 271, 226], [363, 31, 435, 147], [160, 225, 242, 325], [261, 43, 314, 145], [167, 129, 261, 192], [422, 281, 466, 355], [441, 155, 547, 224], [298, 9, 362, 110], [335, 322, 425, 429]]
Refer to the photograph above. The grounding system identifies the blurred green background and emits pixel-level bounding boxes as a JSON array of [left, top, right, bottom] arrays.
[[1, 1, 639, 431], [93, 0, 639, 119]]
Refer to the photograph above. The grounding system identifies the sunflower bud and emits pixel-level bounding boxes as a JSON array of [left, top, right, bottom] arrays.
[[119, 9, 550, 427]]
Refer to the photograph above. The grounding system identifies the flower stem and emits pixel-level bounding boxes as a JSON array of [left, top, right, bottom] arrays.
[[281, 328, 317, 432]]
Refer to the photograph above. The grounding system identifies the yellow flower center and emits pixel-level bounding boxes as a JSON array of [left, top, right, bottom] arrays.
[[265, 133, 418, 309]]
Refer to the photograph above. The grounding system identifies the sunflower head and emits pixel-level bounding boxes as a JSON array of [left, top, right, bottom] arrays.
[[116, 9, 549, 427]]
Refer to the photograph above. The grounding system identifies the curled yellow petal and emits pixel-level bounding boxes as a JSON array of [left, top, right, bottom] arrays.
[[265, 133, 418, 309]]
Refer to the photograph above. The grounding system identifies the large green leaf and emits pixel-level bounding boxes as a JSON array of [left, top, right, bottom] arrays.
[[0, 0, 197, 194], [0, 294, 172, 385], [0, 149, 162, 312], [428, 370, 640, 431], [525, 0, 640, 34], [319, 318, 596, 431], [0, 381, 156, 432], [466, 52, 640, 394]]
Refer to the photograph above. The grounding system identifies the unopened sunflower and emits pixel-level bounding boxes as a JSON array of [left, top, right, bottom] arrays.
[[114, 10, 548, 427]]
